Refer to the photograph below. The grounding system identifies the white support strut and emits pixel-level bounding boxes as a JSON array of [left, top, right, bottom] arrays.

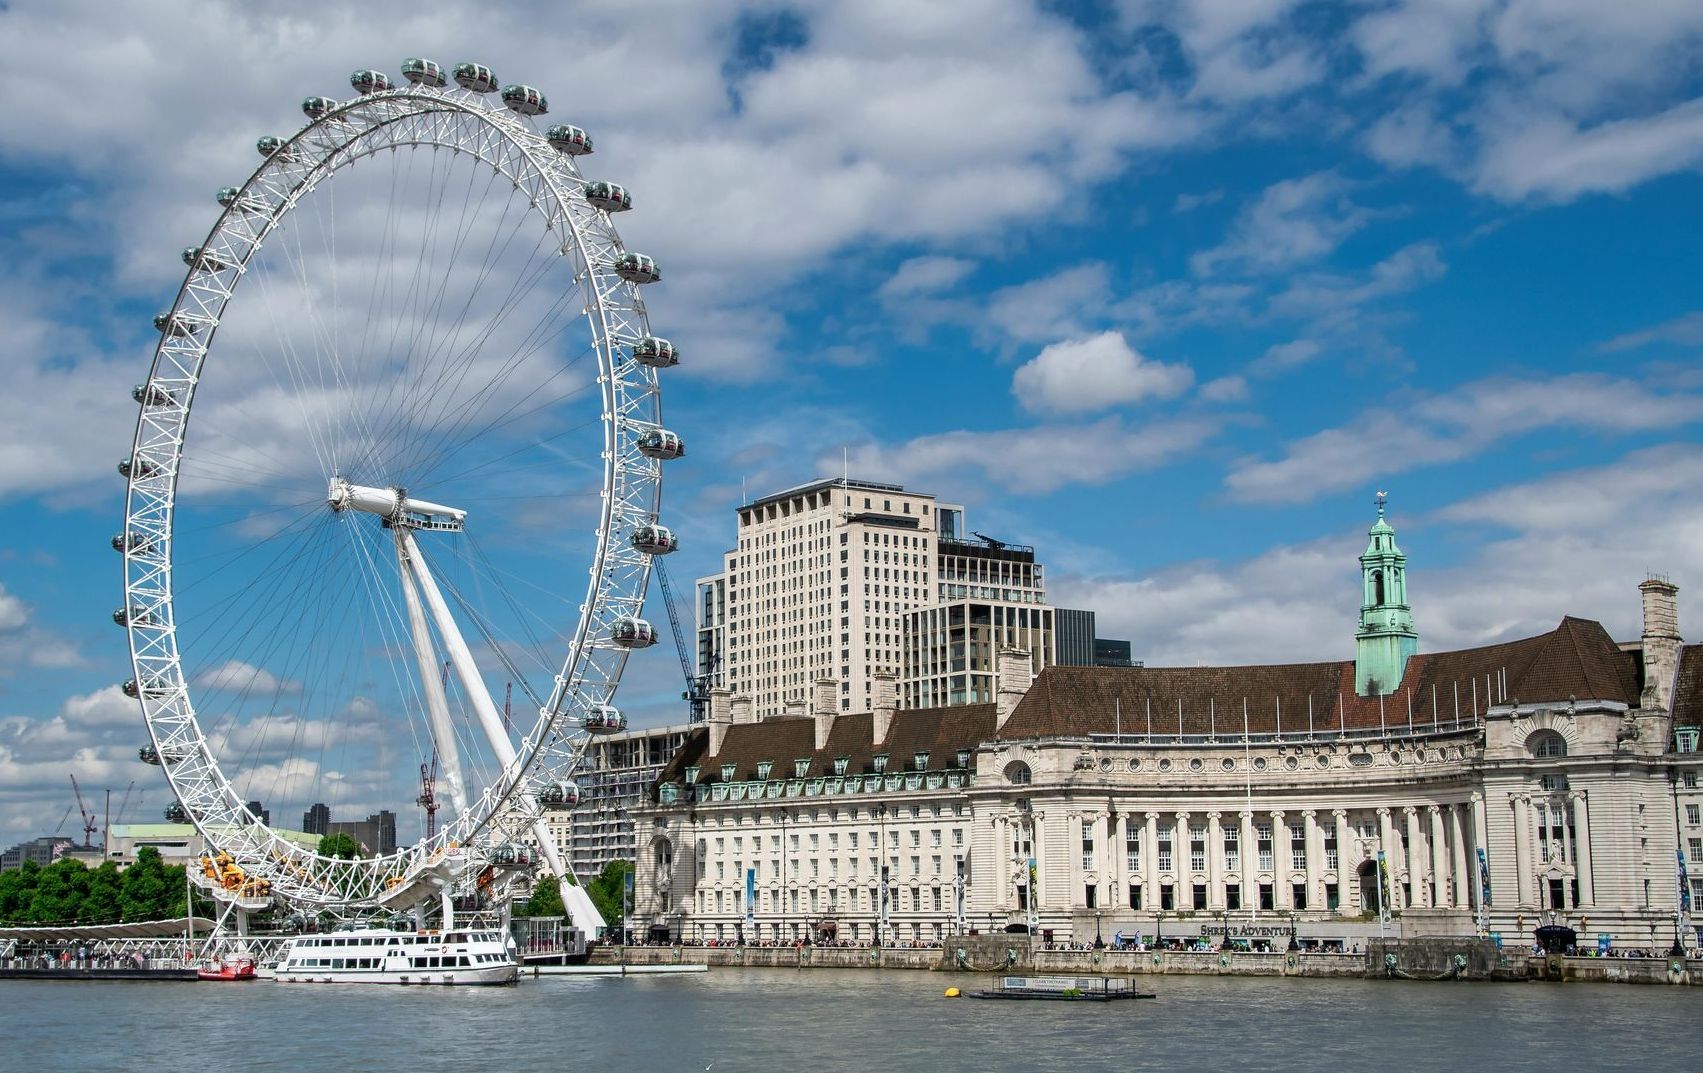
[[394, 529, 468, 817]]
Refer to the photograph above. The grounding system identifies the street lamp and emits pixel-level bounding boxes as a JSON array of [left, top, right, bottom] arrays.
[[1666, 767, 1688, 958], [1093, 908, 1105, 950], [1286, 909, 1300, 953]]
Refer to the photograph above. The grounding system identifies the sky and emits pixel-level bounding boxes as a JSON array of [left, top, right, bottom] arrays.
[[0, 0, 1700, 849]]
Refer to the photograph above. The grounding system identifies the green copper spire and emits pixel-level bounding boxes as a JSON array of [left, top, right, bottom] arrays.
[[1355, 491, 1417, 696]]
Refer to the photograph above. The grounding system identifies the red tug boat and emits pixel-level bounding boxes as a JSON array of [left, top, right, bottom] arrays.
[[197, 955, 258, 982]]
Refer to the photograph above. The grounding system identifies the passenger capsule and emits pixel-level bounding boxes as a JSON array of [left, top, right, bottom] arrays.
[[491, 843, 535, 867], [301, 96, 340, 121], [217, 187, 267, 214], [536, 781, 581, 809], [546, 124, 593, 156], [350, 69, 393, 95], [500, 84, 547, 116], [181, 246, 229, 272], [610, 617, 659, 649], [584, 704, 627, 733], [133, 383, 177, 407], [122, 678, 170, 700], [139, 744, 161, 765], [635, 428, 685, 461], [112, 532, 153, 555], [583, 181, 632, 213], [631, 336, 677, 368], [452, 62, 499, 93], [401, 58, 447, 87], [630, 525, 678, 556], [113, 606, 155, 628], [164, 802, 189, 824], [118, 456, 161, 480], [256, 136, 290, 160], [154, 312, 202, 337], [613, 252, 660, 284]]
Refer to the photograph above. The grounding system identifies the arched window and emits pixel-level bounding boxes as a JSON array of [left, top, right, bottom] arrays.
[[1528, 730, 1567, 759], [1371, 569, 1386, 605], [1003, 760, 1032, 785]]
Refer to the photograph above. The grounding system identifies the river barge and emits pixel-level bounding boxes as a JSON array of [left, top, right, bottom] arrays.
[[972, 975, 1156, 1001]]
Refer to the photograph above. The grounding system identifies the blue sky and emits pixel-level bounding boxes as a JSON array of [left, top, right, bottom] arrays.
[[0, 0, 1700, 847]]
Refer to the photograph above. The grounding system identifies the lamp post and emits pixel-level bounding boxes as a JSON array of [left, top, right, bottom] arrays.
[[779, 808, 793, 945], [1666, 767, 1688, 958], [1287, 909, 1300, 953], [1093, 908, 1105, 950], [874, 804, 887, 947]]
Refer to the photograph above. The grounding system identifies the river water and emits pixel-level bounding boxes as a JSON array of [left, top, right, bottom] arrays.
[[5, 969, 1696, 1072]]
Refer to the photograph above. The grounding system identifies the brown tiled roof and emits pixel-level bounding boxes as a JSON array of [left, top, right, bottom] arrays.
[[656, 705, 998, 787], [998, 616, 1641, 739], [1673, 644, 1703, 730]]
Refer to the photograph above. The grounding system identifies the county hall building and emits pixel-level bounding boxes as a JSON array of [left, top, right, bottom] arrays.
[[632, 501, 1702, 953]]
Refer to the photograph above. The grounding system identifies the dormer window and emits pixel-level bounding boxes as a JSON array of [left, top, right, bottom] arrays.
[[720, 763, 736, 782], [955, 749, 971, 769], [913, 751, 929, 772], [793, 759, 810, 778], [757, 761, 774, 780], [872, 754, 888, 774], [685, 765, 700, 783], [1678, 728, 1700, 754], [833, 757, 849, 777]]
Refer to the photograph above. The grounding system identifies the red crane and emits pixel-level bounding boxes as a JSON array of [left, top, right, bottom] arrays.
[[416, 749, 440, 839], [68, 774, 98, 848]]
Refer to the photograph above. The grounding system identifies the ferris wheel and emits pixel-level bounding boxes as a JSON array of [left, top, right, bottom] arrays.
[[116, 58, 685, 920]]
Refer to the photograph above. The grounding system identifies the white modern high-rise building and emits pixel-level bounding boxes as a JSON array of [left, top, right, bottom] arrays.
[[696, 478, 958, 720]]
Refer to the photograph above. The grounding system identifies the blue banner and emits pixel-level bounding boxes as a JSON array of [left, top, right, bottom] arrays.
[[1477, 847, 1493, 907], [1680, 849, 1691, 913], [744, 867, 755, 924]]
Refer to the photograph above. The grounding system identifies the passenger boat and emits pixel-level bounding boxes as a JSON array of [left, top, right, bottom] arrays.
[[274, 928, 517, 986], [197, 955, 258, 981], [971, 975, 1156, 1001]]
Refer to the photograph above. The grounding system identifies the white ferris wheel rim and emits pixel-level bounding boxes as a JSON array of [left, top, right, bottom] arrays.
[[118, 68, 671, 912]]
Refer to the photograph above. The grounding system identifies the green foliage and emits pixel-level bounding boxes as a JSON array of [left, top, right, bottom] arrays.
[[318, 832, 362, 859], [523, 877, 565, 918], [0, 847, 205, 925], [586, 859, 633, 930]]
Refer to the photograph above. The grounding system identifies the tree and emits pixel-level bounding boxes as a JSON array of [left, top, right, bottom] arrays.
[[80, 861, 125, 923], [318, 832, 362, 859], [120, 846, 173, 921], [587, 859, 633, 930], [0, 861, 38, 922], [523, 877, 565, 918], [27, 858, 89, 923]]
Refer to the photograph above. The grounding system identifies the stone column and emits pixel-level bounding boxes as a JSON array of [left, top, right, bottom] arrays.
[[1449, 804, 1469, 911], [1272, 810, 1291, 909], [1572, 792, 1595, 907], [995, 815, 1010, 912], [1428, 805, 1448, 910], [1144, 812, 1161, 913], [1113, 810, 1127, 898], [1302, 809, 1321, 910], [1175, 810, 1191, 905], [1512, 795, 1532, 908], [1404, 806, 1429, 908], [1207, 811, 1224, 908], [1240, 810, 1257, 910], [1332, 809, 1351, 914], [1376, 808, 1396, 913]]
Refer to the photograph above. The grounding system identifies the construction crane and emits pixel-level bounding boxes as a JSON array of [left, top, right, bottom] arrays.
[[68, 774, 98, 848], [416, 749, 439, 840], [114, 780, 137, 824], [653, 559, 711, 723]]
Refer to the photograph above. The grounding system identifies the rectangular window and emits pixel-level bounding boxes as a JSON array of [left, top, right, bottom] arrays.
[[1126, 828, 1141, 872], [1158, 826, 1173, 872], [1223, 827, 1239, 872], [1226, 884, 1241, 911], [1688, 804, 1701, 826], [1190, 825, 1206, 872], [1257, 824, 1274, 871], [1292, 845, 1308, 871], [1326, 883, 1340, 910], [1324, 828, 1339, 870], [1192, 883, 1208, 910], [1293, 883, 1308, 910], [1259, 883, 1274, 911], [1085, 884, 1099, 909], [1128, 883, 1143, 910], [1161, 884, 1176, 910], [1081, 820, 1095, 871]]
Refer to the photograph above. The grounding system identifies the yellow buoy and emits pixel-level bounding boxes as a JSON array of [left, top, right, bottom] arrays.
[[944, 987, 961, 998]]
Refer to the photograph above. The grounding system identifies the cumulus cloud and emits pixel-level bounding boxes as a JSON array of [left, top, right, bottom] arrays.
[[1191, 171, 1375, 277], [879, 255, 976, 298], [1225, 372, 1703, 504], [1597, 310, 1703, 353], [193, 660, 297, 695], [1012, 331, 1194, 415], [1198, 375, 1249, 403]]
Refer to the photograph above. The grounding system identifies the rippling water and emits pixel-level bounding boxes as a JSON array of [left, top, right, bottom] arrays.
[[5, 969, 1695, 1072]]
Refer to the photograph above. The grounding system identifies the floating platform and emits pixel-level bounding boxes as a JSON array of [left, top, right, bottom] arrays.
[[972, 975, 1156, 1001], [0, 966, 198, 982], [524, 962, 708, 977]]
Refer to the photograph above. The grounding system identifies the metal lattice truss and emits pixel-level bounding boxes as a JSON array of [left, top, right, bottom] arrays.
[[120, 74, 669, 914]]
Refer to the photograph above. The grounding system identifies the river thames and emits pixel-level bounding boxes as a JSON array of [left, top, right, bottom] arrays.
[[6, 969, 1698, 1071]]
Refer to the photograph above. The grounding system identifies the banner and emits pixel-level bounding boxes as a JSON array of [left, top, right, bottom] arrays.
[[1375, 850, 1391, 921], [1680, 849, 1691, 913], [744, 867, 755, 924], [1477, 847, 1493, 907]]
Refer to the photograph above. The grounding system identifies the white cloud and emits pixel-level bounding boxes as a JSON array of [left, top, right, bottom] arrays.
[[980, 263, 1115, 348], [1247, 338, 1322, 378], [878, 256, 976, 298], [1191, 171, 1374, 277], [1012, 331, 1194, 415], [1225, 372, 1703, 504], [193, 660, 297, 695], [842, 414, 1219, 495], [0, 581, 84, 672], [1198, 375, 1249, 403], [1598, 311, 1703, 353], [1473, 98, 1703, 203]]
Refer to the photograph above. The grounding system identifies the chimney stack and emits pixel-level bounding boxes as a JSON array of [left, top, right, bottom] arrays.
[[813, 677, 838, 751], [783, 697, 807, 721], [731, 694, 755, 725], [1639, 577, 1682, 712], [708, 687, 733, 755], [872, 670, 898, 746], [996, 646, 1034, 732]]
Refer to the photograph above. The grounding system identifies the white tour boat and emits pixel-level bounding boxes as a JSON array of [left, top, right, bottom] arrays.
[[274, 928, 517, 986]]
